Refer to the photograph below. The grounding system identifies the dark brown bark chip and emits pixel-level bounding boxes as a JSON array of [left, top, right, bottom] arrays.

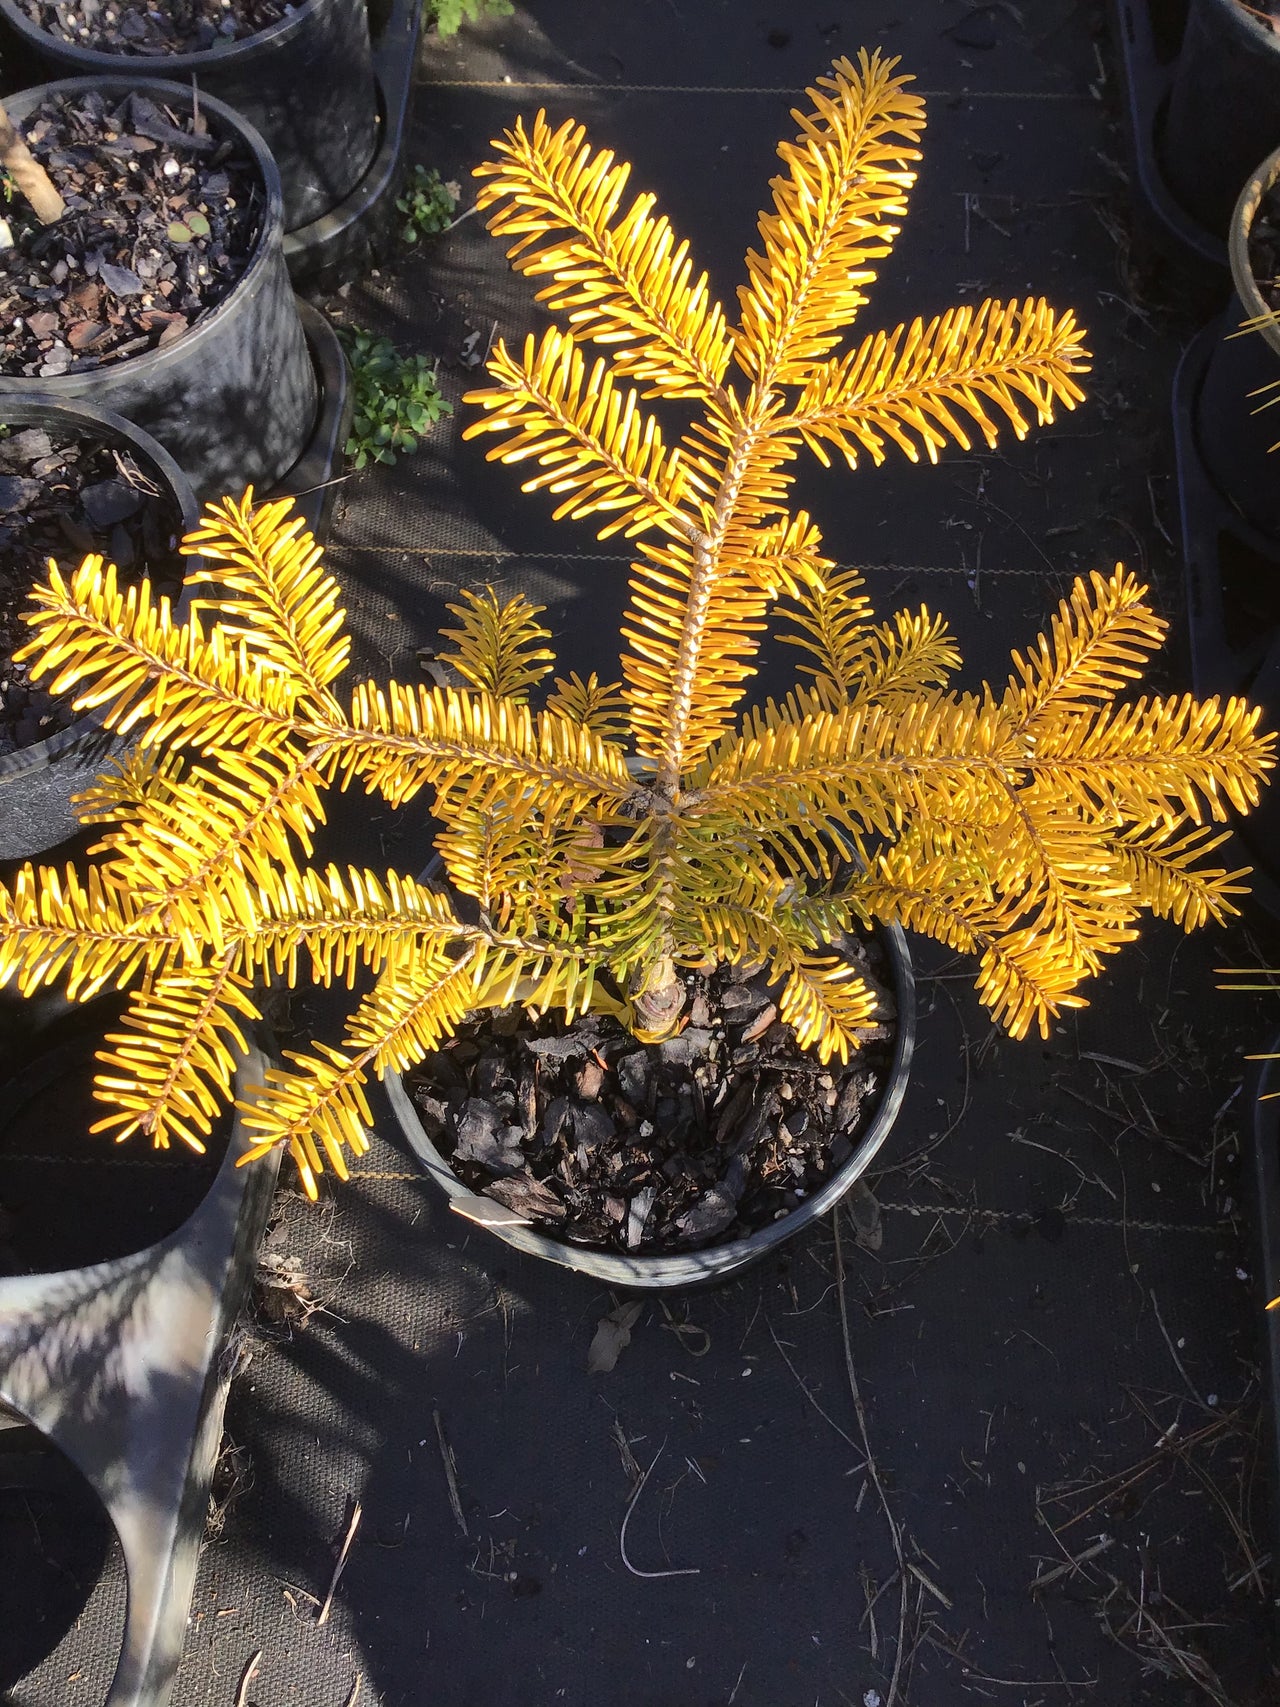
[[17, 0, 294, 55], [485, 1172, 568, 1224], [0, 91, 260, 379], [451, 1099, 524, 1176], [676, 1186, 739, 1242], [407, 945, 896, 1255]]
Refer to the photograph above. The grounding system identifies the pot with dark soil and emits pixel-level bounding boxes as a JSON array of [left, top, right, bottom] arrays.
[[0, 78, 316, 500], [0, 56, 1270, 1308], [385, 923, 914, 1289], [1161, 0, 1280, 236], [1193, 139, 1280, 538], [0, 0, 377, 231], [0, 393, 199, 859]]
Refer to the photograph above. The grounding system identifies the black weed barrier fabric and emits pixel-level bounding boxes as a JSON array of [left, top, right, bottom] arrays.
[[3, 3, 1279, 1705]]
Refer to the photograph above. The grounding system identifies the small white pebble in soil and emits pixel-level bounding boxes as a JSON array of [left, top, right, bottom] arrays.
[[741, 1367, 752, 1378], [1207, 1393, 1218, 1407], [1238, 1267, 1250, 1281], [162, 159, 179, 177]]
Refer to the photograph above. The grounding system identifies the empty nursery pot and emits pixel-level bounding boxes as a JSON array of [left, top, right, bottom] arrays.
[[0, 0, 378, 231], [0, 78, 318, 503], [1162, 0, 1280, 236]]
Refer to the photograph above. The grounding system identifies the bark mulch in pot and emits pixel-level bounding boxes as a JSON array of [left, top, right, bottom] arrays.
[[407, 942, 897, 1256], [15, 0, 293, 54], [1248, 175, 1280, 311], [0, 424, 182, 753], [0, 87, 261, 379]]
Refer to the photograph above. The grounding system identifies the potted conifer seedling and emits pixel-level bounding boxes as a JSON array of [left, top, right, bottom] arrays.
[[0, 52, 1271, 1288]]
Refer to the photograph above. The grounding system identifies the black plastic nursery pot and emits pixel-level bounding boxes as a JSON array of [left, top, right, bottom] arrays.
[[0, 78, 317, 504], [1193, 142, 1280, 541], [0, 1003, 282, 1707], [1172, 296, 1280, 918], [1244, 1038, 1280, 1596], [385, 925, 915, 1292], [0, 396, 201, 864], [281, 0, 423, 292], [1109, 0, 1227, 277], [0, 0, 378, 233], [0, 305, 349, 864], [1163, 0, 1280, 240]]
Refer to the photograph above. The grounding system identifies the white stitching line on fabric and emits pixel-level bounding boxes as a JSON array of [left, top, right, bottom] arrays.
[[877, 1201, 1222, 1236], [423, 81, 1090, 100], [372, 550, 1054, 579]]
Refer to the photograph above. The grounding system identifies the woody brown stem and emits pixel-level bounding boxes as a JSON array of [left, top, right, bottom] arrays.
[[0, 99, 65, 226]]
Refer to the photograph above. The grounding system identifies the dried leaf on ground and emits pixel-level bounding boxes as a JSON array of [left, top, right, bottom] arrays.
[[587, 1300, 644, 1374]]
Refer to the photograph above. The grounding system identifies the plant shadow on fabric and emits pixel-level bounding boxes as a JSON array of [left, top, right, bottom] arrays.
[[0, 51, 1271, 1204]]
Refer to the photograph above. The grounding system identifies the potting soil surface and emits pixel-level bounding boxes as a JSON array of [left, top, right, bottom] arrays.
[[4, 2, 1280, 1704], [1, 89, 260, 377], [15, 0, 292, 55]]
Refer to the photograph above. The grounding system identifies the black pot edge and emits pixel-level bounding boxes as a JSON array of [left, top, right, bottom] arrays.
[[1107, 0, 1229, 275], [281, 0, 421, 289], [0, 1031, 281, 1705], [0, 0, 324, 76], [383, 924, 916, 1292], [0, 397, 202, 783], [1172, 322, 1267, 699], [0, 300, 351, 859], [274, 300, 353, 539], [1172, 319, 1280, 922], [1245, 1041, 1280, 1623]]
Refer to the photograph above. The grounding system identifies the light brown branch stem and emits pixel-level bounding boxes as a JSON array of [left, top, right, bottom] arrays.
[[0, 99, 65, 225]]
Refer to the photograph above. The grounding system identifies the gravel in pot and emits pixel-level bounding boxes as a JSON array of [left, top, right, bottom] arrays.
[[16, 0, 295, 53]]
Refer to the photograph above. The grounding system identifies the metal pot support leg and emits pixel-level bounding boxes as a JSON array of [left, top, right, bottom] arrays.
[[0, 1045, 280, 1707]]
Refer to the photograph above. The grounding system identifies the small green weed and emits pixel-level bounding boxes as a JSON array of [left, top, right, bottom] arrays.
[[396, 166, 459, 244], [425, 0, 512, 37], [338, 327, 452, 469]]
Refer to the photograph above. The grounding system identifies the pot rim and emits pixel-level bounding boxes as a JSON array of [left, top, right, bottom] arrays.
[[383, 921, 916, 1290], [0, 0, 323, 70], [0, 392, 202, 781], [1229, 142, 1280, 361], [0, 76, 283, 393], [1200, 0, 1280, 56]]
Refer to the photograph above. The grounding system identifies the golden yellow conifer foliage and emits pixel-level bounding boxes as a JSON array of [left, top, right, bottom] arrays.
[[0, 53, 1271, 1196]]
